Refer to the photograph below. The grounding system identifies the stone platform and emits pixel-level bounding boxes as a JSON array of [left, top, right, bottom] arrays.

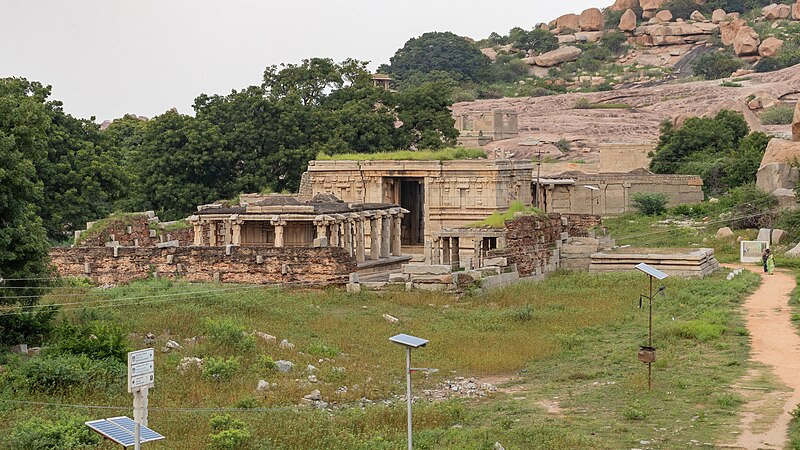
[[589, 247, 719, 278]]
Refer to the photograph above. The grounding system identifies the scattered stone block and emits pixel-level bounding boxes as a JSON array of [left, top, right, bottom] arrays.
[[10, 344, 28, 355], [256, 380, 270, 392], [275, 360, 294, 372], [254, 331, 277, 344], [313, 237, 329, 247], [757, 228, 772, 242], [256, 255, 264, 264], [786, 242, 800, 257], [388, 273, 408, 283], [772, 229, 786, 244], [279, 339, 295, 350], [402, 265, 450, 275], [383, 314, 400, 324], [716, 227, 734, 239], [483, 257, 508, 267]]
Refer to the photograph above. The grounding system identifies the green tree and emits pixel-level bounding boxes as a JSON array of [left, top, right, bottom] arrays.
[[384, 32, 491, 85], [0, 78, 58, 345], [631, 192, 669, 216], [508, 27, 558, 54], [692, 51, 742, 80], [395, 81, 459, 149]]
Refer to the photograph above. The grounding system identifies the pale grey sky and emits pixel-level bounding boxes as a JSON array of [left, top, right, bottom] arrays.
[[2, 1, 601, 121]]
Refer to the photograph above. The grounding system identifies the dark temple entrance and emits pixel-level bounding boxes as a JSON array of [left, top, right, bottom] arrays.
[[385, 178, 424, 246]]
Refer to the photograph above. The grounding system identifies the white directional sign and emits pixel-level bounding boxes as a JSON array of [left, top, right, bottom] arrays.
[[127, 349, 155, 393]]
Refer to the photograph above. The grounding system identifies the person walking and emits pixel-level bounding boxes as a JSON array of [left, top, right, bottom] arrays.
[[767, 249, 775, 275], [762, 248, 769, 273]]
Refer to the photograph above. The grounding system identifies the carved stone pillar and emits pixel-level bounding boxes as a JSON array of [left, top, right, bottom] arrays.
[[355, 217, 366, 263], [271, 217, 286, 248], [231, 222, 242, 246], [209, 222, 217, 246], [451, 237, 460, 267], [473, 237, 482, 268], [330, 221, 340, 247], [380, 212, 390, 258], [442, 236, 451, 265], [343, 219, 353, 256], [192, 222, 203, 246], [391, 213, 403, 256], [432, 237, 441, 264], [223, 221, 232, 245], [370, 216, 380, 260]]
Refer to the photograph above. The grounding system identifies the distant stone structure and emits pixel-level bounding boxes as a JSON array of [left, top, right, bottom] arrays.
[[590, 247, 719, 278], [535, 171, 704, 215], [371, 74, 392, 91], [598, 142, 655, 173], [51, 194, 409, 286], [455, 109, 518, 147], [302, 159, 532, 248]]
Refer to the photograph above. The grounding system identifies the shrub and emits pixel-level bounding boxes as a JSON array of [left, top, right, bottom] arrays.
[[306, 341, 341, 358], [203, 318, 256, 350], [12, 354, 125, 394], [631, 192, 669, 216], [604, 9, 625, 29], [208, 414, 251, 450], [513, 304, 534, 322], [662, 319, 726, 341], [202, 357, 240, 382], [50, 321, 129, 362], [665, 0, 700, 19], [0, 307, 59, 347], [720, 184, 778, 229], [622, 406, 646, 420], [760, 104, 795, 125], [692, 51, 742, 80], [574, 97, 592, 109], [602, 31, 629, 54], [10, 415, 101, 450], [255, 355, 278, 372], [509, 27, 558, 54], [555, 138, 571, 153]]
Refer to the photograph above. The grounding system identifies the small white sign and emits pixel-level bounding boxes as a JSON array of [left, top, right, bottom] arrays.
[[130, 373, 155, 390], [130, 361, 154, 377], [129, 349, 154, 365], [128, 348, 155, 393]]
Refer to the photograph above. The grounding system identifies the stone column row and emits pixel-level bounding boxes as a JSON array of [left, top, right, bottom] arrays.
[[430, 236, 461, 267], [313, 209, 406, 263]]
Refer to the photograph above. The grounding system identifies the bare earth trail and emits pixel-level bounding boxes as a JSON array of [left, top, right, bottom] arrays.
[[722, 268, 800, 449]]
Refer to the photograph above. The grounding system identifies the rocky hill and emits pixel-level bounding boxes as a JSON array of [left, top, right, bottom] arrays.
[[452, 1, 800, 167]]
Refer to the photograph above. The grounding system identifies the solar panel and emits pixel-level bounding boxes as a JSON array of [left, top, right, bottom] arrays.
[[86, 419, 135, 447], [85, 417, 165, 447], [390, 334, 428, 348], [109, 416, 165, 443], [635, 263, 669, 280]]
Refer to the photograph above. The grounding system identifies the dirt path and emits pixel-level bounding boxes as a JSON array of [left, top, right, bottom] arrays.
[[724, 268, 800, 449]]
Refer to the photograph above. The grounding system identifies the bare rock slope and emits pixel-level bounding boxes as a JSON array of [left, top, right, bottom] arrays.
[[453, 65, 800, 156]]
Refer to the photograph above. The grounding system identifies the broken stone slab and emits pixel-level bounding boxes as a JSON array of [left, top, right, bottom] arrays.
[[383, 314, 400, 324], [303, 389, 322, 401], [177, 357, 203, 372], [786, 242, 800, 257], [10, 344, 28, 355], [772, 229, 786, 244], [388, 273, 408, 283], [346, 282, 362, 293], [402, 265, 451, 275], [254, 331, 277, 344], [279, 339, 295, 350], [411, 274, 454, 284], [483, 257, 508, 267], [757, 228, 772, 242], [156, 240, 179, 248], [256, 380, 270, 392]]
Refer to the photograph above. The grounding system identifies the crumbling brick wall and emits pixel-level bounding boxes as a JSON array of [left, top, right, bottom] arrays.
[[77, 216, 194, 248], [490, 213, 601, 277], [49, 246, 356, 286]]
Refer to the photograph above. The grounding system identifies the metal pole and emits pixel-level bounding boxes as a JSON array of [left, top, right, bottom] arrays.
[[535, 148, 542, 209], [648, 275, 653, 391], [134, 422, 141, 450], [134, 390, 142, 450], [406, 347, 413, 450]]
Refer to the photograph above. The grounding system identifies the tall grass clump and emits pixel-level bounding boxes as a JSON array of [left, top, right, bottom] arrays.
[[760, 104, 795, 125], [203, 317, 256, 350]]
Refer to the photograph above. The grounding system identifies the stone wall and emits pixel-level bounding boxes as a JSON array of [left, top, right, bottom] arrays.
[[599, 142, 655, 173], [49, 246, 356, 286], [77, 215, 193, 248]]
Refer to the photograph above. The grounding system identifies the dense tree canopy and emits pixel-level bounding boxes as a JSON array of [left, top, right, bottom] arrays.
[[650, 111, 769, 194], [382, 32, 492, 86]]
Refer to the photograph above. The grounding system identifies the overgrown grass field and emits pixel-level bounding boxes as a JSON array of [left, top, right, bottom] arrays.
[[0, 270, 759, 449]]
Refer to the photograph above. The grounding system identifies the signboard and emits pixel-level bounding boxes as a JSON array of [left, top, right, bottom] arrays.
[[740, 241, 769, 263], [127, 349, 154, 393]]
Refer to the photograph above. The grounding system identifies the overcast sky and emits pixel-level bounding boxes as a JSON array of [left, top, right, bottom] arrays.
[[2, 1, 600, 121]]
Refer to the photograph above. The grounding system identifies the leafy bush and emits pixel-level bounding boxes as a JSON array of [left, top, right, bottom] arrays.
[[9, 414, 101, 450], [665, 0, 700, 19], [720, 184, 779, 229], [761, 104, 795, 125], [574, 97, 592, 109], [11, 354, 125, 394], [208, 414, 252, 450], [601, 31, 629, 54], [670, 202, 721, 219], [385, 31, 491, 83], [50, 321, 129, 362], [622, 405, 646, 420], [0, 307, 59, 347], [555, 138, 571, 153], [255, 355, 278, 372], [755, 43, 800, 73], [692, 51, 742, 80], [203, 317, 256, 350], [306, 341, 341, 358], [202, 357, 240, 382], [631, 192, 669, 216], [604, 9, 625, 29]]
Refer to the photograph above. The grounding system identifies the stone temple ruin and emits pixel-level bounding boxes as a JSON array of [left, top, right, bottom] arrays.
[[455, 109, 519, 147]]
